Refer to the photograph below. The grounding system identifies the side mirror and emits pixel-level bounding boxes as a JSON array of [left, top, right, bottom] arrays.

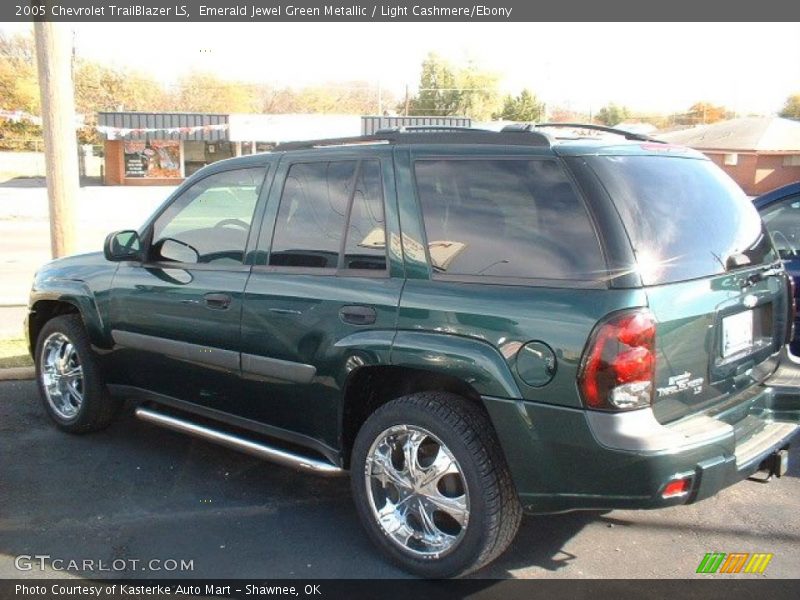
[[157, 238, 200, 264], [104, 230, 142, 262]]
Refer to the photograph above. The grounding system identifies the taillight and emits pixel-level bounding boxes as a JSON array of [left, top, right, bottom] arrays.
[[578, 308, 656, 411]]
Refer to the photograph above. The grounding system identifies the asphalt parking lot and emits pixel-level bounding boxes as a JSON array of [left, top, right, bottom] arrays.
[[1, 379, 798, 580]]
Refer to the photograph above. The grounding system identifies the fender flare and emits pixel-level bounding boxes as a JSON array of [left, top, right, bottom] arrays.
[[29, 279, 108, 349], [389, 330, 522, 399]]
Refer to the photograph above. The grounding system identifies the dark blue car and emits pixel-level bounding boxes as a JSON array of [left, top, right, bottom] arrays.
[[755, 181, 800, 354]]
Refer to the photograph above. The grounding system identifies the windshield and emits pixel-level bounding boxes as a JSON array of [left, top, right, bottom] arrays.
[[587, 155, 775, 285]]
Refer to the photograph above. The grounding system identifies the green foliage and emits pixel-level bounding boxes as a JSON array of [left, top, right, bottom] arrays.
[[405, 53, 502, 120], [494, 89, 544, 122], [595, 103, 630, 126], [779, 94, 800, 120]]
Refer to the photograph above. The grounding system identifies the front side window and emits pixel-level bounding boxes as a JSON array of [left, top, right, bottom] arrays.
[[414, 158, 605, 280], [151, 167, 265, 265], [268, 160, 386, 271]]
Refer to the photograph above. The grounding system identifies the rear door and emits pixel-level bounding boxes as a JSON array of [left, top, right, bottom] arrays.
[[583, 153, 789, 424], [236, 148, 403, 452]]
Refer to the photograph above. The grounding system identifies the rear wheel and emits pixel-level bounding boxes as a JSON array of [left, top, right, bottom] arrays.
[[350, 392, 521, 578], [35, 314, 121, 433]]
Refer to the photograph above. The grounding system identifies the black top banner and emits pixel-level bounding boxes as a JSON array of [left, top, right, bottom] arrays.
[[5, 0, 800, 22]]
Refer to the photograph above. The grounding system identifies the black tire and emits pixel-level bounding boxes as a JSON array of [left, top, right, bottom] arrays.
[[350, 391, 522, 578], [34, 314, 121, 433]]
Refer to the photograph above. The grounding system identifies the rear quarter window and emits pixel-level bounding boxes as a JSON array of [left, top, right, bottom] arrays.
[[587, 155, 775, 285], [413, 158, 605, 281]]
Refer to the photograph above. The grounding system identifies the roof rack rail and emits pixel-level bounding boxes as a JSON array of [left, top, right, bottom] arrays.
[[374, 125, 491, 134], [274, 127, 551, 151], [275, 135, 390, 151], [531, 122, 664, 143]]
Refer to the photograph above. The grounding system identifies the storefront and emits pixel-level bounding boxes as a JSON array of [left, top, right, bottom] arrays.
[[98, 112, 232, 185], [99, 112, 470, 185]]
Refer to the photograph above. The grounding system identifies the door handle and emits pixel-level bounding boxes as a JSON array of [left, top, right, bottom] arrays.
[[339, 305, 377, 325], [204, 293, 232, 310]]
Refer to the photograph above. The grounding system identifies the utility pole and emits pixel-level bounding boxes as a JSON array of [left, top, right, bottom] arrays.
[[404, 84, 410, 116], [34, 21, 78, 258]]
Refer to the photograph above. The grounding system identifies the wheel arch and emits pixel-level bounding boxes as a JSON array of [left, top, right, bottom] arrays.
[[340, 330, 524, 469], [28, 289, 105, 356], [342, 364, 495, 469]]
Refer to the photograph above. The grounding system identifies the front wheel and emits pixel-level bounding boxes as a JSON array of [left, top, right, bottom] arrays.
[[35, 314, 121, 433], [350, 392, 522, 578]]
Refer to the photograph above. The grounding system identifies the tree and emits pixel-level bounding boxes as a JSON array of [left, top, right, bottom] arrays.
[[595, 103, 629, 126], [683, 102, 730, 125], [175, 71, 259, 114], [0, 32, 39, 114], [405, 53, 501, 120], [0, 32, 42, 148], [494, 89, 544, 122], [548, 106, 588, 123], [406, 52, 461, 116], [779, 94, 800, 120], [0, 31, 35, 68]]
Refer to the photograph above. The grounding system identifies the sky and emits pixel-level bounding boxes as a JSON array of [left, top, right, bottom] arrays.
[[3, 21, 799, 116]]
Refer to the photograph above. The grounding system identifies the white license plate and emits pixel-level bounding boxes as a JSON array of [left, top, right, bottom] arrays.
[[722, 310, 754, 358]]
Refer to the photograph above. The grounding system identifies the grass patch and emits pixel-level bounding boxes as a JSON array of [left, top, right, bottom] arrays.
[[0, 338, 33, 368]]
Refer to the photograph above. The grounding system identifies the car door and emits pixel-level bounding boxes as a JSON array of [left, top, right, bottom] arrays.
[[756, 182, 800, 353], [236, 149, 404, 454], [108, 163, 270, 409]]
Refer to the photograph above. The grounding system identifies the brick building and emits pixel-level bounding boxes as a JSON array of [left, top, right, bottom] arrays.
[[659, 117, 800, 195]]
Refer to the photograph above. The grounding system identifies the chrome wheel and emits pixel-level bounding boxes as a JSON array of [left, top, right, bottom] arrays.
[[40, 332, 84, 420], [365, 424, 470, 559]]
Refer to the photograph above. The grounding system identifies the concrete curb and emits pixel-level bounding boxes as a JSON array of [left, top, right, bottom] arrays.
[[0, 367, 35, 381]]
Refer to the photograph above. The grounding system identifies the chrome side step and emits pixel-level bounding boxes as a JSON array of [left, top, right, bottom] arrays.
[[135, 406, 345, 477]]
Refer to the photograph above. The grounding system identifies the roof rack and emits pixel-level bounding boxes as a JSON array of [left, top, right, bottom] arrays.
[[531, 122, 664, 143], [374, 125, 492, 134], [274, 126, 551, 151]]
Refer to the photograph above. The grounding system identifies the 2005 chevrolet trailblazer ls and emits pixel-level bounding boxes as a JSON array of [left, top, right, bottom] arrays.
[[25, 125, 800, 577]]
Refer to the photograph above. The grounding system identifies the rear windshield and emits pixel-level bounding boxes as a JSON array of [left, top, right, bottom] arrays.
[[587, 155, 775, 285]]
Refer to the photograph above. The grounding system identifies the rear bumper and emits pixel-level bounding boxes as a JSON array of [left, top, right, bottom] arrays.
[[482, 348, 800, 514]]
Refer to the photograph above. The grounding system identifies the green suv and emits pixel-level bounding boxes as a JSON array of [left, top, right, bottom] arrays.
[[26, 125, 800, 577]]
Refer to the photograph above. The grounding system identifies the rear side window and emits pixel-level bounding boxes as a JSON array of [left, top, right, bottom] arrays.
[[413, 159, 605, 280], [587, 155, 775, 285], [268, 160, 386, 271]]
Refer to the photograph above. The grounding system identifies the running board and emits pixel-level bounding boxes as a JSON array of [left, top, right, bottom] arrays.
[[135, 406, 345, 477]]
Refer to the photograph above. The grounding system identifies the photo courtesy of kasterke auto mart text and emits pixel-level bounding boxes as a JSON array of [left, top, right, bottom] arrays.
[[28, 124, 799, 577]]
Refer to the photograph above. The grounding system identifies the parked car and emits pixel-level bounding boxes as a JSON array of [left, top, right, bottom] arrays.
[[754, 181, 800, 355], [26, 125, 800, 578]]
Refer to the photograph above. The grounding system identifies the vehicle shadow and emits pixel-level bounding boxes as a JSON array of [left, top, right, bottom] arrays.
[[0, 396, 597, 579], [473, 512, 598, 577], [4, 389, 797, 580]]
